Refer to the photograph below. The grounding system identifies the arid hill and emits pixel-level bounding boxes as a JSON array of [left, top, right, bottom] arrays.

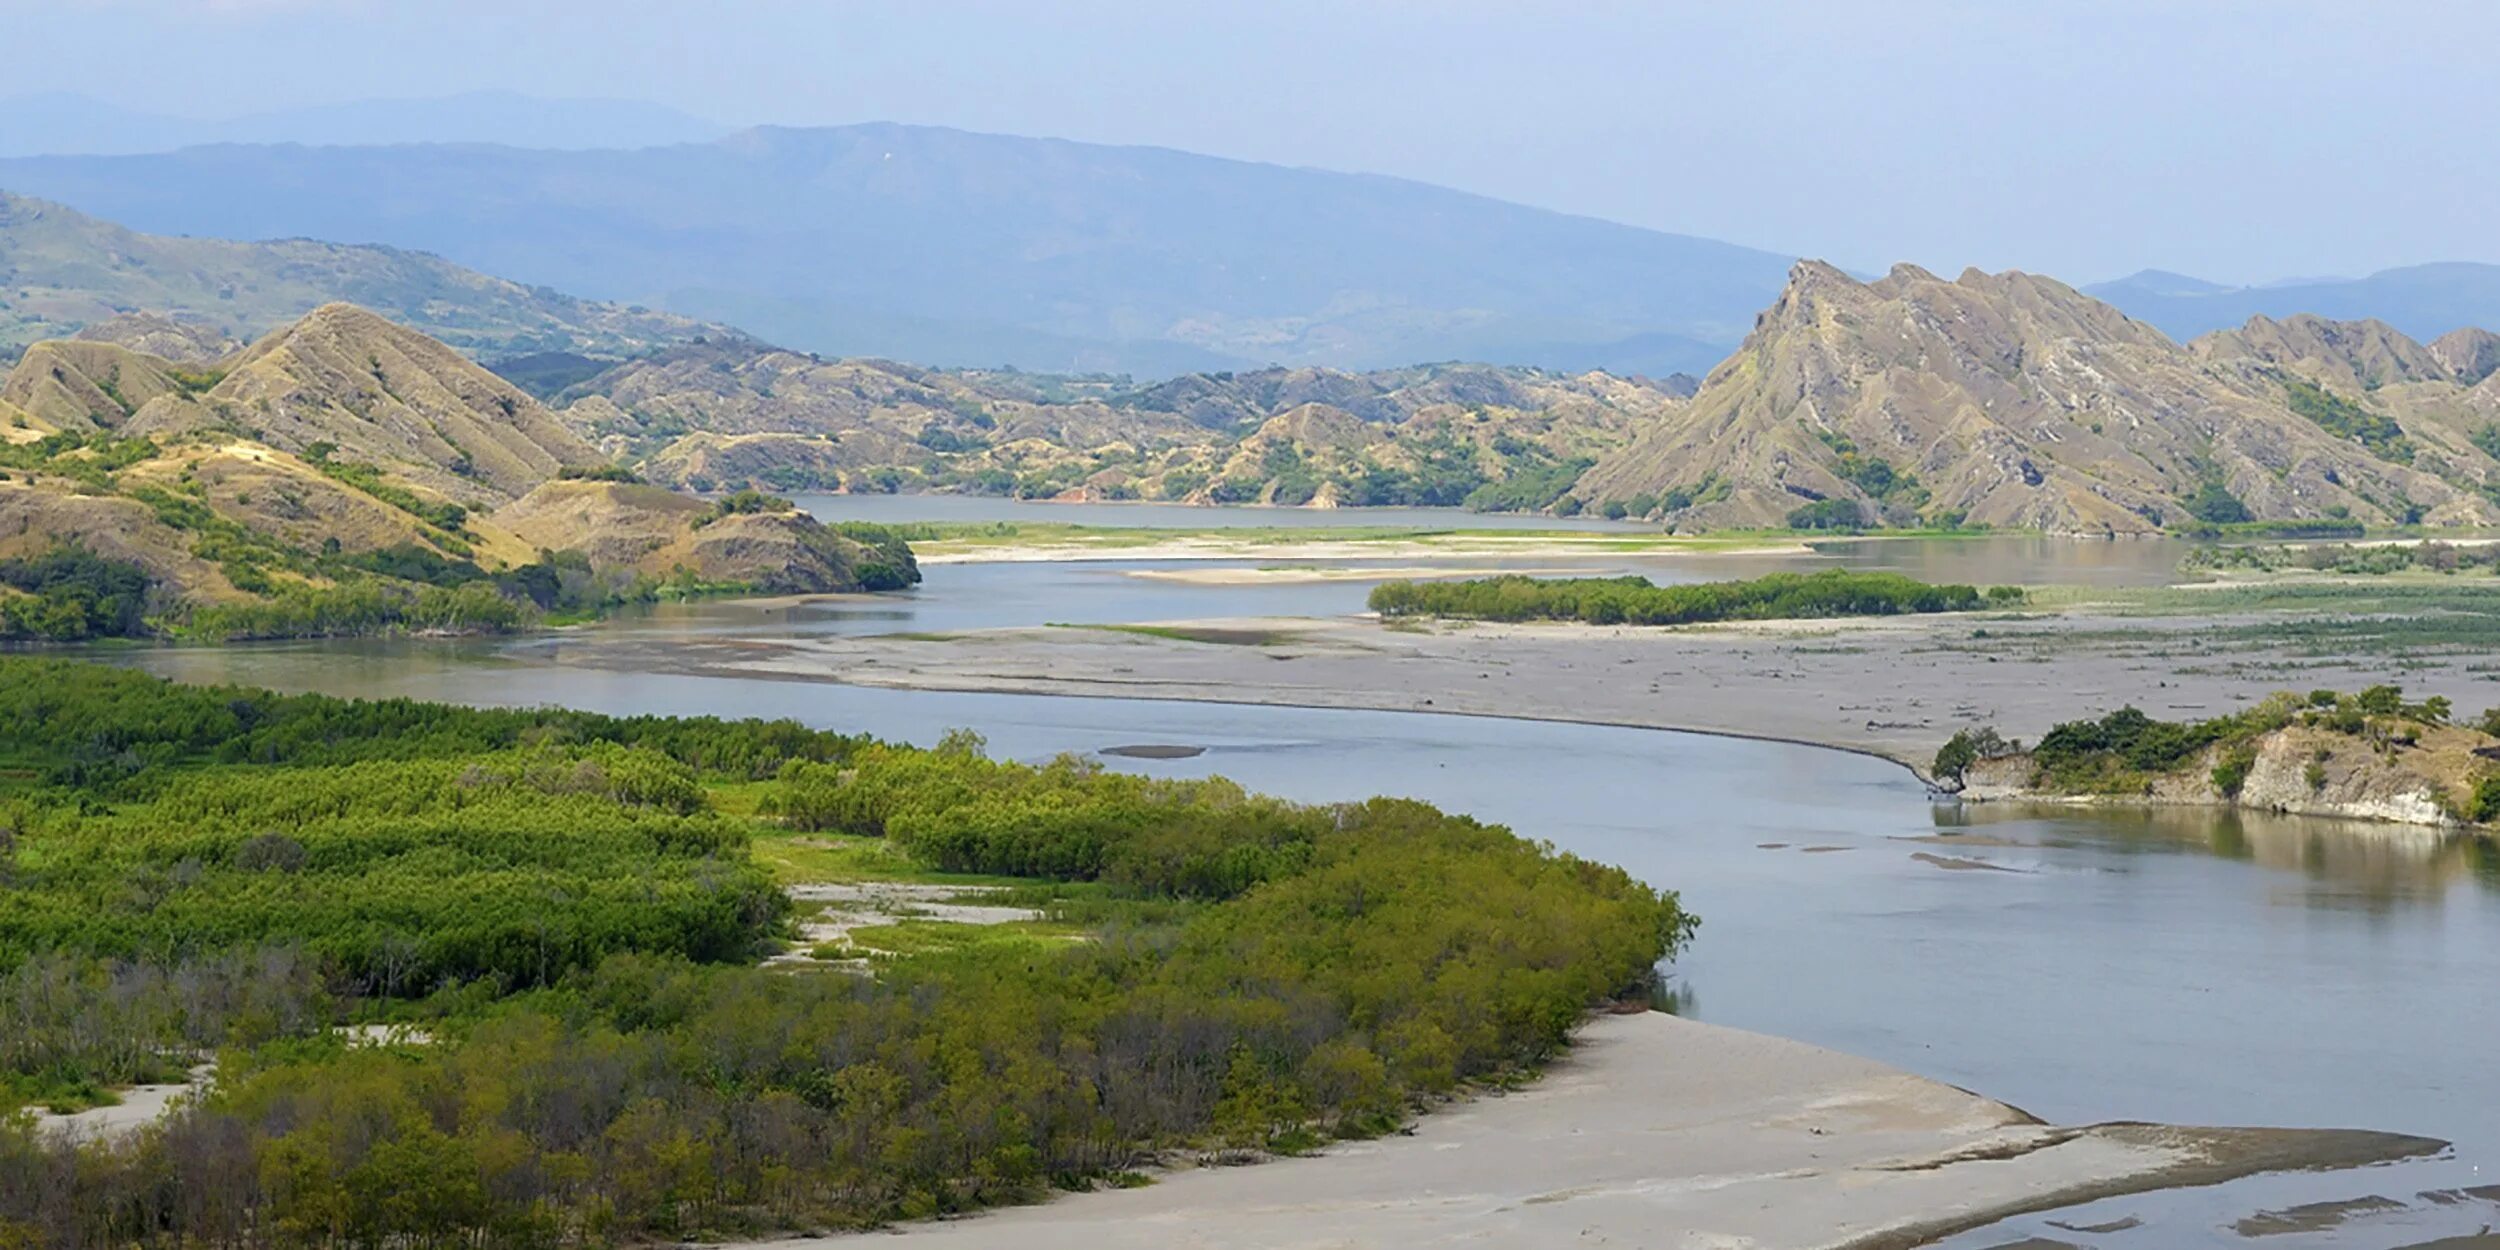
[[563, 345, 1689, 510], [0, 306, 914, 636], [495, 480, 917, 594], [1571, 263, 2500, 533]]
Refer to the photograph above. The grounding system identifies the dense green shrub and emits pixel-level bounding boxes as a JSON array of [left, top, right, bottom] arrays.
[[1464, 455, 1594, 514], [0, 660, 1695, 1247], [2184, 478, 2254, 525], [1369, 569, 1986, 626], [827, 521, 924, 590], [1785, 498, 1866, 531], [694, 488, 797, 526], [2283, 378, 2413, 462], [0, 545, 155, 640]]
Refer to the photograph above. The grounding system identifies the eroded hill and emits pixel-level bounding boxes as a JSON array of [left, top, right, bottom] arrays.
[[1570, 263, 2500, 533], [561, 343, 1693, 511], [0, 306, 915, 641]]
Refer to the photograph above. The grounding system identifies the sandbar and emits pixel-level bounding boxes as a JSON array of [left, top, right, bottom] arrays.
[[717, 1012, 2439, 1250]]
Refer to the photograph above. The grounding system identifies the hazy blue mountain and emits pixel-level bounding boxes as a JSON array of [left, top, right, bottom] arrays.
[[2087, 269, 2234, 300], [0, 91, 730, 156], [2088, 263, 2500, 341], [0, 123, 1796, 376]]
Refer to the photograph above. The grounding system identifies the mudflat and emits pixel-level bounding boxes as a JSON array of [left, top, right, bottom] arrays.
[[719, 1012, 2438, 1250]]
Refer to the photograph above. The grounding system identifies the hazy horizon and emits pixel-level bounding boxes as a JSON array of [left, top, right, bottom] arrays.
[[2, 0, 2493, 287]]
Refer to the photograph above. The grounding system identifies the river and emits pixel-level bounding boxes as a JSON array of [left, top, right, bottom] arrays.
[[98, 522, 2500, 1249]]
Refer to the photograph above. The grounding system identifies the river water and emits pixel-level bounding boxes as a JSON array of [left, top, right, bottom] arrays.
[[98, 522, 2500, 1248]]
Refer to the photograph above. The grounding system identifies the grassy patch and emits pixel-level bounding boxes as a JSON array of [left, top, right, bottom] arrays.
[[752, 832, 1034, 887], [843, 918, 1090, 959]]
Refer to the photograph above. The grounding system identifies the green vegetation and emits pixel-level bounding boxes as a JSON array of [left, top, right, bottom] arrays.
[[1333, 432, 1490, 508], [0, 544, 153, 640], [1813, 431, 1933, 525], [1974, 685, 2460, 796], [1930, 726, 2018, 786], [2282, 377, 2414, 463], [826, 521, 924, 591], [0, 660, 1692, 1245], [2472, 425, 2500, 463], [302, 445, 471, 533], [2171, 517, 2369, 540], [2184, 539, 2500, 577], [171, 579, 529, 641], [0, 429, 161, 494], [555, 462, 644, 484], [1785, 497, 1867, 531], [1369, 569, 2008, 627], [1464, 451, 1595, 514], [2184, 477, 2254, 525], [692, 487, 799, 527]]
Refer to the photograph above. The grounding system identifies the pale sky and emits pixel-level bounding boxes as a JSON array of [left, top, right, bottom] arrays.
[[7, 0, 2494, 284]]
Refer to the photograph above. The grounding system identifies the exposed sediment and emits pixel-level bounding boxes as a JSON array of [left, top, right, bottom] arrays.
[[717, 1012, 2443, 1250]]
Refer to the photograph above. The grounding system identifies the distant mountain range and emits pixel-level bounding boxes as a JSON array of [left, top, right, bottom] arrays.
[[2088, 264, 2500, 343], [0, 123, 1796, 377], [0, 190, 716, 359], [0, 91, 731, 156]]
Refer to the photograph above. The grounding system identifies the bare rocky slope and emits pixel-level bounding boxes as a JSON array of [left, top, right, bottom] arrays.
[[1572, 263, 2500, 533]]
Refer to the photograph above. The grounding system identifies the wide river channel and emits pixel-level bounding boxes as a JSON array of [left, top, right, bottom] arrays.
[[98, 507, 2500, 1248]]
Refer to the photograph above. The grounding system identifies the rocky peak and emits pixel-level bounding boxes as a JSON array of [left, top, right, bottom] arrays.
[[2429, 327, 2500, 386], [2193, 314, 2449, 390]]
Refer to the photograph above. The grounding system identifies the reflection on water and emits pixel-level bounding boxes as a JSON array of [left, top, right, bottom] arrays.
[[1942, 802, 2478, 914]]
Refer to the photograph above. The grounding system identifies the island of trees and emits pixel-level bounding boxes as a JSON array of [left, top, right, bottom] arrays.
[[0, 658, 1693, 1246], [1368, 569, 2018, 626]]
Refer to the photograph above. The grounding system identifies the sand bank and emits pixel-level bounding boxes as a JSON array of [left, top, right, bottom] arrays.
[[714, 1012, 2438, 1250], [544, 605, 2500, 771], [29, 1065, 213, 1143]]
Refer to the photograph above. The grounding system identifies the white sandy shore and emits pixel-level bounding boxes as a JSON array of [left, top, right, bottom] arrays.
[[715, 1012, 2436, 1250], [29, 1065, 212, 1143]]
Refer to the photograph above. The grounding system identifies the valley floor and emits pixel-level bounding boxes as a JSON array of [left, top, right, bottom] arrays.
[[720, 1010, 2437, 1250]]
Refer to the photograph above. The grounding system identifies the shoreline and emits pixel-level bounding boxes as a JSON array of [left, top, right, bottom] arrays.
[[714, 1011, 2443, 1250]]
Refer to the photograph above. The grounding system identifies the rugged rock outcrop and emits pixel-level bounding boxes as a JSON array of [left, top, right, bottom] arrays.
[[1959, 723, 2491, 832], [1574, 263, 2500, 532]]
